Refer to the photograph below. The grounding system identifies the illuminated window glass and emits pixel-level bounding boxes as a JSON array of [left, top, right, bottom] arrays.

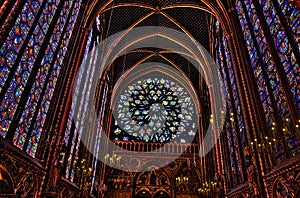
[[113, 77, 197, 143], [0, 0, 82, 158], [0, 1, 41, 91], [65, 26, 101, 181], [276, 0, 300, 47], [260, 0, 299, 113], [235, 0, 300, 160], [214, 24, 246, 184]]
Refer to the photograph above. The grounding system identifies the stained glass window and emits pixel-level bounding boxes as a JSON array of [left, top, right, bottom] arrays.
[[259, 0, 300, 113], [90, 82, 108, 188], [0, 0, 82, 158], [214, 23, 246, 185], [2, 1, 59, 145], [0, 1, 41, 91], [215, 35, 238, 185], [236, 0, 300, 160], [65, 23, 104, 182], [223, 35, 247, 148], [113, 77, 197, 143], [276, 0, 300, 47]]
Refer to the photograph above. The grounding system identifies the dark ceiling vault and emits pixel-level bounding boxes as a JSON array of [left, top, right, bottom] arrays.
[[94, 0, 217, 93]]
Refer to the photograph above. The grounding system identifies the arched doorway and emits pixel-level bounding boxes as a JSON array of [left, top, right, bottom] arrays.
[[174, 165, 200, 198], [135, 190, 151, 198], [153, 190, 171, 198], [105, 168, 132, 198], [134, 168, 172, 198]]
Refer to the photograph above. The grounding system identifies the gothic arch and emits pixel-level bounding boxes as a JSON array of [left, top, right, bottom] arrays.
[[0, 165, 14, 195], [153, 190, 171, 198], [135, 168, 171, 186], [84, 0, 234, 38], [173, 160, 202, 184], [135, 189, 152, 198], [134, 168, 172, 197], [15, 173, 37, 198], [272, 177, 294, 198], [78, 0, 242, 95]]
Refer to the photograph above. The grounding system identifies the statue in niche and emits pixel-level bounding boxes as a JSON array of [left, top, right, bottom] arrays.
[[114, 179, 119, 189], [52, 165, 61, 190], [246, 162, 258, 196], [287, 172, 294, 184], [139, 174, 148, 185], [159, 175, 167, 185], [253, 182, 260, 197], [122, 180, 126, 190], [246, 163, 255, 184], [125, 180, 131, 190], [178, 183, 185, 192]]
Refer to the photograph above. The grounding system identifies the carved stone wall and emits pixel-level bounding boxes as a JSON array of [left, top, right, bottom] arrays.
[[103, 157, 203, 198], [225, 156, 300, 198], [0, 139, 45, 198], [264, 157, 300, 198]]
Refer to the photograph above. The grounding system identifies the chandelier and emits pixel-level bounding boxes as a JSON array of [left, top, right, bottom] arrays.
[[104, 153, 121, 167], [175, 175, 189, 185], [198, 181, 217, 193]]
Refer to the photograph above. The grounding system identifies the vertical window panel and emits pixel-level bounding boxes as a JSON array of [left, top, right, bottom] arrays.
[[0, 1, 40, 91], [0, 0, 82, 157], [214, 23, 246, 186], [28, 0, 82, 157], [1, 0, 58, 147], [65, 28, 95, 181], [259, 0, 300, 113], [235, 0, 300, 160], [276, 0, 300, 46], [236, 0, 275, 127]]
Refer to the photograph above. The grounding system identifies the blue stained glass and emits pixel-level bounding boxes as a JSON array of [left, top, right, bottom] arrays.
[[29, 0, 44, 14], [261, 0, 299, 115], [0, 2, 38, 92], [215, 20, 246, 179], [259, 0, 299, 113], [30, 1, 82, 158], [10, 0, 63, 149], [237, 0, 300, 159], [277, 0, 300, 45], [236, 0, 277, 130], [39, 3, 58, 34], [20, 1, 72, 145]]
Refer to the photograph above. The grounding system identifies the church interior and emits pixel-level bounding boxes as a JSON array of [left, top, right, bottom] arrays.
[[0, 0, 300, 197]]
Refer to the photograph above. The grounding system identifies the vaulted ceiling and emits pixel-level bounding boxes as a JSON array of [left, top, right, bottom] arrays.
[[87, 0, 229, 92]]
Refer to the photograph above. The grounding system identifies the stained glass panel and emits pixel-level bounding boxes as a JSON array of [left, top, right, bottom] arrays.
[[29, 0, 82, 157], [113, 77, 197, 143], [1, 4, 53, 143], [235, 0, 300, 160], [276, 0, 300, 46], [0, 2, 39, 92], [259, 0, 300, 113], [0, 0, 81, 157], [2, 0, 59, 147], [236, 0, 277, 128], [215, 24, 246, 183]]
